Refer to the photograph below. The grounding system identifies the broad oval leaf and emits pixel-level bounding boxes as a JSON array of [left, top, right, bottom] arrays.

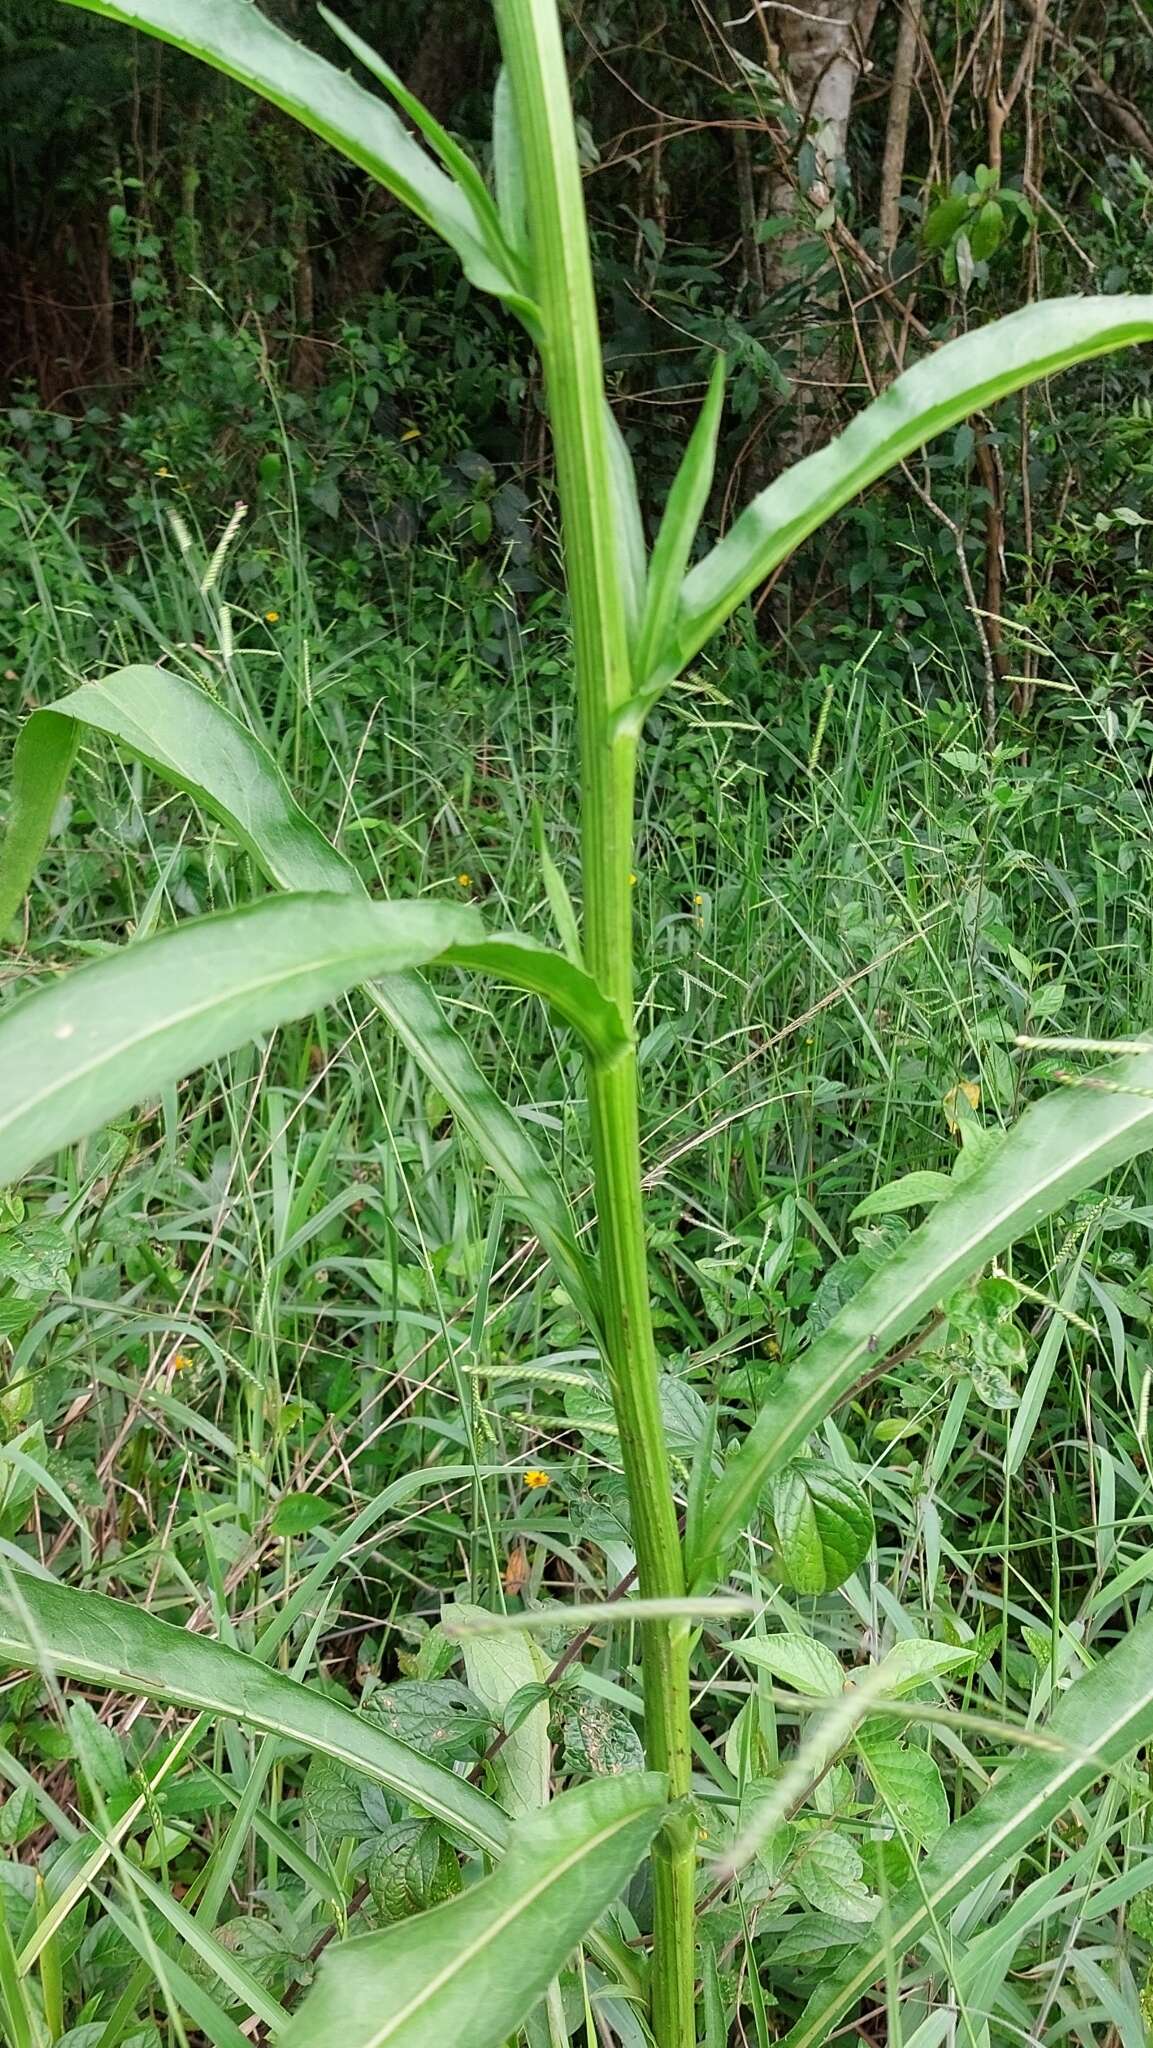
[[860, 1741, 948, 1850], [673, 297, 1153, 674], [696, 1046, 1153, 1576], [0, 667, 600, 1336], [735, 1634, 844, 1698], [768, 1461, 874, 1595], [781, 1612, 1153, 2046], [58, 0, 530, 318], [0, 892, 480, 1188], [279, 1772, 667, 2048], [0, 1573, 507, 1854]]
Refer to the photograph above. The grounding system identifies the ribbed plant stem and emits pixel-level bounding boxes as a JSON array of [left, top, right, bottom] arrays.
[[493, 5, 695, 2044]]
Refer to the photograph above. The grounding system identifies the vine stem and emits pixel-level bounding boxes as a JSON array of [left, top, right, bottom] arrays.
[[493, 4, 695, 2044]]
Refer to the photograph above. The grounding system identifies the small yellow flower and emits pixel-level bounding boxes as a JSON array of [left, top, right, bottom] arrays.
[[458, 872, 472, 889], [628, 872, 637, 887], [171, 1351, 195, 1373], [264, 609, 280, 623], [693, 893, 703, 905], [523, 1469, 550, 1490], [155, 466, 171, 477]]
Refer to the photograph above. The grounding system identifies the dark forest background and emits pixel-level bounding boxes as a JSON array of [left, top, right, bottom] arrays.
[[2, 0, 1152, 726]]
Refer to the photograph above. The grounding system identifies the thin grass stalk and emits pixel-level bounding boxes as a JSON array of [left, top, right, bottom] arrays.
[[493, 3, 695, 2041]]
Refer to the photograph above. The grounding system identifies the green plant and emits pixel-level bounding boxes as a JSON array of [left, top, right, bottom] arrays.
[[4, 2, 1153, 2044]]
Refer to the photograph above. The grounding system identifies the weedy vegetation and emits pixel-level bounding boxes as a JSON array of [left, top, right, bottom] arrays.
[[4, 2, 1153, 2046]]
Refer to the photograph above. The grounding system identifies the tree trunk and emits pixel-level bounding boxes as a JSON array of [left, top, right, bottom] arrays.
[[878, 0, 923, 257], [753, 0, 876, 460]]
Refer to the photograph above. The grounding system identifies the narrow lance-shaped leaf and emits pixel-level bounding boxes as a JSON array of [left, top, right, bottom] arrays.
[[633, 353, 725, 695], [316, 3, 532, 321], [603, 402, 647, 645], [0, 667, 600, 1334], [695, 1047, 1153, 1577], [781, 1613, 1153, 2048], [0, 892, 480, 1189], [492, 66, 529, 264], [444, 934, 628, 1062], [280, 1773, 667, 2048], [0, 713, 77, 931], [56, 0, 534, 322], [0, 1573, 508, 1854], [455, 1600, 551, 1820], [672, 297, 1153, 676]]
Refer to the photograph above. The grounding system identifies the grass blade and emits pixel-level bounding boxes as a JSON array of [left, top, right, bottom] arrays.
[[781, 1613, 1153, 2047], [674, 297, 1153, 672], [279, 1774, 667, 2048], [0, 892, 480, 1188], [697, 1047, 1153, 1575], [0, 1572, 508, 1854]]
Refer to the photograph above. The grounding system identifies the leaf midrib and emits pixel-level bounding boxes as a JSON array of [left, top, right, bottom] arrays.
[[356, 1804, 647, 2047], [0, 927, 415, 1136]]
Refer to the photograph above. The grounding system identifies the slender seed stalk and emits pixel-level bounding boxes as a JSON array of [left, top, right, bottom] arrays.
[[494, 4, 695, 2042]]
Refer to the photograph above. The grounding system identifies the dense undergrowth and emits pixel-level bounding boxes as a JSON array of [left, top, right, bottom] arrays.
[[6, 374, 1153, 2041], [5, 4, 1153, 2041]]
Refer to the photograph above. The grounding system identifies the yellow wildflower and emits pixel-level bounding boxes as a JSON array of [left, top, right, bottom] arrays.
[[265, 609, 280, 623], [458, 873, 472, 889], [523, 1469, 550, 1490]]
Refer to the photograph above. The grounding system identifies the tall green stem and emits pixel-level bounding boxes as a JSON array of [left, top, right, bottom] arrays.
[[494, 5, 695, 2043]]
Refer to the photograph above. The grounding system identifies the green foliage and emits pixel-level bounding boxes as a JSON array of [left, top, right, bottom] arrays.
[[281, 1775, 666, 2048], [3, 4, 1153, 2048]]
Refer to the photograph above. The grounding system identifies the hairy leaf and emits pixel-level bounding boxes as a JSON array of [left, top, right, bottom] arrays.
[[768, 1462, 874, 1595]]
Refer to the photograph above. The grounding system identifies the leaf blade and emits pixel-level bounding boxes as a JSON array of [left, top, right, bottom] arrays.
[[444, 933, 629, 1060], [56, 0, 523, 311], [698, 1049, 1153, 1571], [0, 893, 480, 1187], [0, 712, 77, 931], [0, 668, 600, 1334], [0, 1572, 508, 1853], [675, 297, 1153, 672], [280, 1773, 667, 2048], [635, 353, 725, 689]]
